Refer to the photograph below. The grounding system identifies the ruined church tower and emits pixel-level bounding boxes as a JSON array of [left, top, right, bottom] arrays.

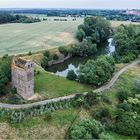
[[12, 57, 34, 100]]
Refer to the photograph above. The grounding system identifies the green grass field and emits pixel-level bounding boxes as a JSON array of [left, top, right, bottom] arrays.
[[34, 70, 93, 99], [0, 18, 83, 56], [0, 16, 140, 57]]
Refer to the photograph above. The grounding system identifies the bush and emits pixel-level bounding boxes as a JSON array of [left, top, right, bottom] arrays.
[[100, 94, 112, 104], [52, 54, 59, 60], [43, 50, 50, 57], [117, 102, 132, 112], [66, 70, 77, 80], [120, 53, 136, 63], [67, 119, 104, 139], [91, 107, 111, 121], [117, 89, 133, 102], [134, 78, 140, 94], [58, 46, 69, 56], [115, 111, 140, 136], [76, 29, 85, 42], [28, 51, 32, 56], [83, 91, 99, 109]]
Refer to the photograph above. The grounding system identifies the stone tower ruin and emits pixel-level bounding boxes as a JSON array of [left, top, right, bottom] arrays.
[[12, 57, 34, 100]]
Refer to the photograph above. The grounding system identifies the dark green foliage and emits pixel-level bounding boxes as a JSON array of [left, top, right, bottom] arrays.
[[117, 102, 132, 112], [117, 88, 133, 102], [91, 107, 111, 121], [41, 50, 52, 68], [77, 17, 111, 44], [100, 94, 112, 104], [52, 54, 59, 60], [58, 46, 69, 56], [78, 55, 115, 86], [113, 24, 140, 63], [134, 78, 140, 94], [83, 92, 99, 109], [43, 50, 50, 58], [41, 56, 49, 68], [0, 13, 40, 24], [74, 17, 111, 57], [0, 57, 11, 95], [28, 51, 32, 56], [76, 29, 85, 42], [71, 39, 97, 57], [67, 119, 104, 139], [66, 70, 77, 80], [115, 111, 140, 136]]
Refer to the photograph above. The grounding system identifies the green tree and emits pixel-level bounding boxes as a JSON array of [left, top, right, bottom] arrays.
[[76, 29, 85, 42], [78, 55, 115, 85], [68, 119, 104, 139], [67, 70, 77, 80]]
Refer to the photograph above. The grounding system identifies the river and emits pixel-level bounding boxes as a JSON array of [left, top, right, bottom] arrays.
[[46, 38, 115, 77]]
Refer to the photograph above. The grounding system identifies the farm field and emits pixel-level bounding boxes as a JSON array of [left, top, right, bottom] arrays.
[[0, 17, 83, 57], [0, 16, 140, 57]]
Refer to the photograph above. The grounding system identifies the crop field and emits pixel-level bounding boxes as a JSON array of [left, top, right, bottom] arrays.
[[0, 17, 83, 56], [0, 16, 139, 57]]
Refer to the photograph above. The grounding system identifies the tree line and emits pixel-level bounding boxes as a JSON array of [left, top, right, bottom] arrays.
[[1, 9, 140, 22], [0, 13, 40, 24]]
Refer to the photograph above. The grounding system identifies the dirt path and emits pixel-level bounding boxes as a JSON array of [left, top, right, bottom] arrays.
[[0, 59, 139, 109]]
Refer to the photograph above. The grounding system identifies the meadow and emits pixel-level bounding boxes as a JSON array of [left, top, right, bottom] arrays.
[[0, 16, 140, 57], [0, 17, 83, 57]]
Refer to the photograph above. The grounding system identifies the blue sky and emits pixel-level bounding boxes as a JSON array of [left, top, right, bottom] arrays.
[[0, 0, 140, 9]]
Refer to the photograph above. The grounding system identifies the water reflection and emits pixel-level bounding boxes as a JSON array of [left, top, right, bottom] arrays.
[[46, 38, 115, 77]]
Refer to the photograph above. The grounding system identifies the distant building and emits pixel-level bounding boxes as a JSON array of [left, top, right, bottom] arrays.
[[126, 9, 140, 16], [12, 57, 34, 100]]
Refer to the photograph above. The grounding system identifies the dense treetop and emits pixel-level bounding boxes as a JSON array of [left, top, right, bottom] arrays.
[[113, 24, 140, 63]]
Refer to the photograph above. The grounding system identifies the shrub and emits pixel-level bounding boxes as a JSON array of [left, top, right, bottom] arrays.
[[117, 102, 132, 112], [91, 107, 111, 121], [66, 70, 77, 80], [117, 88, 133, 102], [52, 54, 59, 60], [134, 78, 140, 94], [120, 53, 136, 63], [41, 56, 50, 68], [100, 94, 112, 104], [83, 91, 99, 109], [58, 46, 69, 56], [76, 29, 85, 42], [43, 50, 50, 57], [115, 111, 140, 136], [67, 119, 104, 139], [28, 51, 32, 56]]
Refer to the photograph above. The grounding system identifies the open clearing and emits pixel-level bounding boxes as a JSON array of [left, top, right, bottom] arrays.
[[0, 16, 140, 57]]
